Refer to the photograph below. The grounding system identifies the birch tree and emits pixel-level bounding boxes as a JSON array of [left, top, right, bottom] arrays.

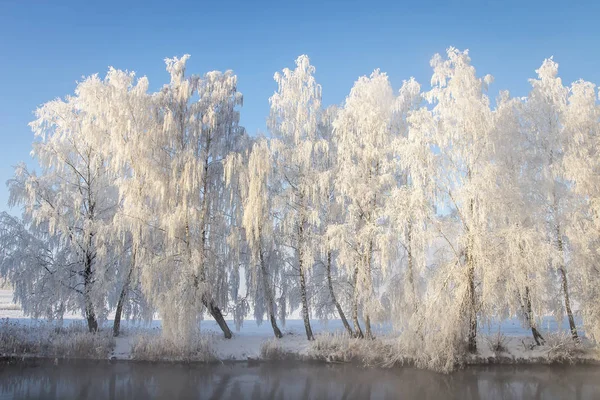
[[140, 55, 243, 341], [387, 78, 436, 336], [7, 91, 122, 332], [331, 70, 397, 339], [426, 48, 495, 353], [71, 67, 156, 336], [268, 55, 327, 341], [563, 79, 600, 341], [226, 137, 284, 338], [0, 211, 76, 323], [490, 92, 554, 345], [305, 105, 354, 335], [524, 59, 578, 340]]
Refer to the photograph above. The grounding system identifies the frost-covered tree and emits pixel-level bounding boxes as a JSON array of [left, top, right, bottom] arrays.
[[6, 47, 600, 367], [73, 67, 156, 336], [268, 55, 328, 341], [425, 48, 495, 353], [136, 55, 244, 341], [387, 78, 435, 333], [6, 90, 122, 332], [523, 59, 578, 340], [489, 92, 554, 345], [563, 79, 600, 342], [331, 70, 398, 339], [0, 211, 76, 323], [316, 105, 354, 336], [226, 137, 284, 338]]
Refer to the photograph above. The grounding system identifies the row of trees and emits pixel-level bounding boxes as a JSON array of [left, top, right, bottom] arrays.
[[2, 48, 600, 367]]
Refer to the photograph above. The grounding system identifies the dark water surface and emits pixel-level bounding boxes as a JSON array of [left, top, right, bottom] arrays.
[[1, 359, 599, 399]]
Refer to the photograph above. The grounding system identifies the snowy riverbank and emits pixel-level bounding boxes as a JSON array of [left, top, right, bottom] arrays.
[[2, 289, 598, 371]]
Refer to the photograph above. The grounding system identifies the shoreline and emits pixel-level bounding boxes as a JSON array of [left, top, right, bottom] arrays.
[[2, 353, 600, 370], [2, 290, 598, 373], [2, 332, 599, 373]]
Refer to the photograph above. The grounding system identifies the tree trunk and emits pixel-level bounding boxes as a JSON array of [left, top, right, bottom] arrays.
[[516, 242, 545, 346], [531, 325, 545, 347], [259, 233, 283, 338], [269, 314, 282, 339], [550, 157, 578, 342], [297, 217, 314, 341], [83, 251, 98, 333], [518, 286, 545, 346], [465, 195, 477, 353], [203, 295, 233, 339], [363, 239, 375, 340], [84, 297, 98, 333], [559, 264, 578, 340], [364, 316, 373, 340], [299, 258, 314, 341], [407, 220, 417, 311], [555, 224, 578, 341], [466, 237, 477, 353], [193, 274, 232, 339], [299, 265, 314, 340], [196, 132, 232, 339], [363, 166, 377, 341], [526, 286, 545, 346], [466, 261, 477, 353], [113, 247, 136, 337], [112, 286, 127, 337], [352, 266, 364, 339], [326, 250, 353, 336]]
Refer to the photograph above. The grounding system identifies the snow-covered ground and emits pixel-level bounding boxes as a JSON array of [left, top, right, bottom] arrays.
[[1, 289, 596, 366], [0, 289, 21, 317], [1, 289, 378, 360], [110, 320, 365, 361]]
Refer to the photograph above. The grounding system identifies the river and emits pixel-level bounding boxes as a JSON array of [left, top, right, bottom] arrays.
[[1, 360, 599, 399]]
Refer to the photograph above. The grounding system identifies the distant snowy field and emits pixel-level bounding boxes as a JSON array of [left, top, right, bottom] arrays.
[[0, 289, 21, 317], [0, 289, 586, 361]]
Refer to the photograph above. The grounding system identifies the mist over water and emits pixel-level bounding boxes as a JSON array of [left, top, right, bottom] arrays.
[[1, 360, 599, 400]]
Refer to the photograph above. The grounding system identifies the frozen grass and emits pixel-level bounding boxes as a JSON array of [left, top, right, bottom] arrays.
[[259, 338, 299, 361], [544, 332, 590, 364], [307, 332, 395, 367], [306, 331, 599, 374], [472, 332, 599, 369], [51, 332, 115, 359], [0, 318, 114, 359], [130, 330, 216, 362]]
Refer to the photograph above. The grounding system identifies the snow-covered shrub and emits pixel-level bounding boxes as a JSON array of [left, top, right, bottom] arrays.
[[485, 331, 509, 356], [309, 332, 354, 363], [52, 321, 88, 335], [392, 332, 467, 373], [545, 332, 587, 364], [259, 339, 297, 360], [0, 319, 44, 355], [51, 331, 114, 359], [130, 331, 215, 362], [0, 318, 114, 358], [308, 333, 394, 366]]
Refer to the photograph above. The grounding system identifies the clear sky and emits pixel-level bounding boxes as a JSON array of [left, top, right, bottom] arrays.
[[0, 0, 598, 212]]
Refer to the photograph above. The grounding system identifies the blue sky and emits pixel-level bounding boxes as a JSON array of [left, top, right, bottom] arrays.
[[0, 0, 598, 212]]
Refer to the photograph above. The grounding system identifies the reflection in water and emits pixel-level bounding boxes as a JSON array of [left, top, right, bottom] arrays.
[[1, 359, 599, 400]]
